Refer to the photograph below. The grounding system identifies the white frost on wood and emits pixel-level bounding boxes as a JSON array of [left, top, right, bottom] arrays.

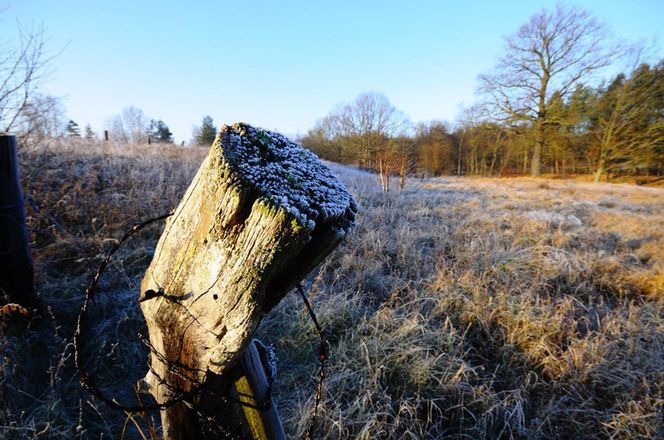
[[219, 123, 357, 236]]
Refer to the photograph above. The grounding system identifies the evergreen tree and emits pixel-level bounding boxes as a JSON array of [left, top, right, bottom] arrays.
[[195, 115, 217, 146], [84, 124, 95, 140], [148, 119, 173, 143], [156, 120, 173, 143], [586, 63, 664, 181], [66, 120, 81, 137]]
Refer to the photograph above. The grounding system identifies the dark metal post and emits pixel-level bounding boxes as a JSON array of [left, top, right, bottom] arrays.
[[0, 135, 37, 308], [104, 130, 109, 141]]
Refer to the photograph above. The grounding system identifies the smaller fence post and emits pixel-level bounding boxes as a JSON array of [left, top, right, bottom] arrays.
[[0, 135, 37, 309], [234, 340, 287, 440]]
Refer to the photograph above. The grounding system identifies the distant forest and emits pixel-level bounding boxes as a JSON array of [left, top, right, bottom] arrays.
[[3, 6, 662, 188], [302, 61, 663, 185], [301, 7, 664, 185]]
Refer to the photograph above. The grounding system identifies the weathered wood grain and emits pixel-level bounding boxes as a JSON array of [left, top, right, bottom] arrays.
[[140, 123, 356, 439]]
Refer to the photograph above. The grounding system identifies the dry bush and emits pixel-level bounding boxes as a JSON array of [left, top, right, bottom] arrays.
[[2, 142, 663, 439]]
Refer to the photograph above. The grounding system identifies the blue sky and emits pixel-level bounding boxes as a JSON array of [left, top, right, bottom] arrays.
[[4, 1, 664, 143]]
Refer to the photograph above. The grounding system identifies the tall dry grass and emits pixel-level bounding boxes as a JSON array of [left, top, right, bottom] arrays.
[[2, 139, 206, 439], [260, 169, 664, 439], [1, 139, 662, 439]]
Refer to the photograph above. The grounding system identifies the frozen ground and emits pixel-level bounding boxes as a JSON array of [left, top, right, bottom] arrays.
[[2, 144, 662, 439]]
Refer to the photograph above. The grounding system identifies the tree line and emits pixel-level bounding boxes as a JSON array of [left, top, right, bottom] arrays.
[[21, 100, 220, 146], [0, 14, 221, 148], [2, 5, 661, 173], [107, 110, 217, 146], [7, 91, 219, 147], [301, 5, 663, 185]]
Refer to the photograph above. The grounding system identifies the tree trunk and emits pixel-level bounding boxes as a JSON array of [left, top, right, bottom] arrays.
[[457, 138, 463, 176], [594, 159, 605, 182], [139, 123, 357, 439], [489, 151, 497, 176], [378, 157, 389, 192], [0, 135, 38, 310], [379, 158, 386, 191], [531, 122, 543, 177]]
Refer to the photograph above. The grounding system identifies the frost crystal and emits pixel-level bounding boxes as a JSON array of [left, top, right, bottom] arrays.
[[217, 123, 357, 235]]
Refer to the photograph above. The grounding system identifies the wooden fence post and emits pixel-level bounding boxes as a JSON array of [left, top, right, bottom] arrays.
[[139, 123, 357, 439], [234, 340, 287, 440], [0, 135, 37, 309]]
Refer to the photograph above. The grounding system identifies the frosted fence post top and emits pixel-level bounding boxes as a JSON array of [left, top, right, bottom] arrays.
[[217, 122, 358, 236]]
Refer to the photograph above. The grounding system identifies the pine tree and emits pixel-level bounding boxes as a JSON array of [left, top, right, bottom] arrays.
[[84, 124, 95, 140], [156, 120, 173, 143], [195, 115, 217, 146], [587, 64, 664, 181], [148, 119, 173, 143], [66, 120, 81, 137]]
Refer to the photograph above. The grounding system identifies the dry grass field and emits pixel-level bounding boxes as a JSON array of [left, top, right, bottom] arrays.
[[2, 139, 663, 439]]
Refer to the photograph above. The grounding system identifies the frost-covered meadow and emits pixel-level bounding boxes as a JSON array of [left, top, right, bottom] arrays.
[[2, 140, 662, 439]]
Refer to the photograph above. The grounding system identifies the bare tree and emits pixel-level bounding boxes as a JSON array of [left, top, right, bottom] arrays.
[[107, 106, 149, 143], [479, 4, 617, 176], [309, 92, 410, 190], [0, 20, 52, 136], [455, 104, 490, 175], [302, 113, 348, 162], [392, 136, 417, 190], [339, 92, 409, 169], [16, 93, 65, 145], [415, 121, 455, 177]]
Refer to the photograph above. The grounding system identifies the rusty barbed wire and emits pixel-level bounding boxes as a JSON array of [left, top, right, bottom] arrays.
[[297, 283, 328, 440], [73, 210, 187, 412], [73, 209, 330, 439]]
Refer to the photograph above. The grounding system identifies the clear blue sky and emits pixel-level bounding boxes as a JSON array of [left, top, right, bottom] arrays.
[[4, 0, 664, 143]]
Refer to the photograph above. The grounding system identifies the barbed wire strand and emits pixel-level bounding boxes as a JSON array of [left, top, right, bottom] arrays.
[[297, 284, 328, 440], [72, 209, 257, 416], [73, 209, 330, 440], [73, 210, 186, 412]]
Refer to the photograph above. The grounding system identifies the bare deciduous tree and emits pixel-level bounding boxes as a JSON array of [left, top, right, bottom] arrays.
[[17, 93, 65, 146], [306, 91, 411, 190], [107, 106, 149, 143], [415, 121, 455, 177], [479, 5, 618, 176], [0, 20, 52, 136], [339, 92, 409, 170]]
